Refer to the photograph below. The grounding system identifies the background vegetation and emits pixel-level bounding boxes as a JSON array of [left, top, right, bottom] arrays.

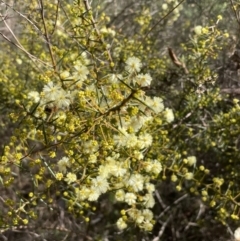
[[0, 0, 240, 240]]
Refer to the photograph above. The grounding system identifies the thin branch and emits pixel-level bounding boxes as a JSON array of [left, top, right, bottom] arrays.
[[0, 1, 51, 67], [0, 31, 50, 67], [229, 0, 240, 30], [184, 222, 198, 232], [155, 190, 167, 209], [1, 10, 27, 47], [157, 193, 188, 220], [106, 2, 135, 28], [83, 0, 113, 66], [49, 0, 60, 36], [0, 1, 41, 34], [38, 0, 57, 71], [196, 201, 205, 220], [137, 0, 186, 50], [152, 215, 172, 241], [221, 88, 240, 94]]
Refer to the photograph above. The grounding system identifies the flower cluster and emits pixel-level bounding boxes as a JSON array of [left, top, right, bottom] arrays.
[[41, 81, 72, 109], [234, 227, 240, 241], [28, 56, 175, 231], [27, 57, 90, 113]]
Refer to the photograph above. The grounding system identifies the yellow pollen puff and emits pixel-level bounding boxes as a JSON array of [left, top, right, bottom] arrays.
[[210, 200, 216, 207], [120, 210, 126, 215], [56, 173, 64, 181], [49, 151, 56, 158], [176, 185, 182, 191], [201, 190, 208, 196], [22, 219, 29, 225], [171, 174, 178, 182], [224, 33, 229, 38], [231, 214, 239, 220]]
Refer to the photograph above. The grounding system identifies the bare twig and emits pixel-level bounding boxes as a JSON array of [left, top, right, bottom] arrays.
[[172, 111, 193, 129], [0, 1, 52, 67], [38, 0, 57, 71], [221, 88, 240, 94], [82, 0, 113, 66], [184, 222, 198, 232], [0, 31, 50, 67], [0, 1, 41, 34], [155, 190, 167, 209], [152, 215, 172, 241], [1, 9, 26, 50], [49, 0, 60, 36], [137, 0, 185, 50], [106, 2, 135, 28], [157, 193, 188, 220], [229, 0, 240, 30], [196, 201, 205, 220], [184, 200, 205, 232]]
